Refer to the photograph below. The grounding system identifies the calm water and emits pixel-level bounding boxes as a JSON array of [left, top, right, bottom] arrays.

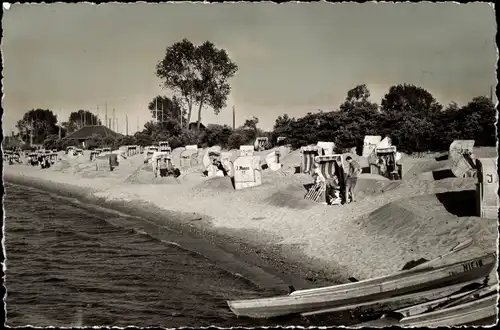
[[5, 183, 325, 327]]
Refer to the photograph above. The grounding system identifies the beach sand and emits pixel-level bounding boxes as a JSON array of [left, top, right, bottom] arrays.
[[4, 146, 498, 292]]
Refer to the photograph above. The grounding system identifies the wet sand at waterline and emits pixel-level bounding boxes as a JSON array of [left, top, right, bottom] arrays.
[[5, 183, 361, 327], [3, 146, 497, 322]]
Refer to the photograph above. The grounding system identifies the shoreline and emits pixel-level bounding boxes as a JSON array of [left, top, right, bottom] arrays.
[[4, 149, 497, 296], [4, 172, 344, 294]]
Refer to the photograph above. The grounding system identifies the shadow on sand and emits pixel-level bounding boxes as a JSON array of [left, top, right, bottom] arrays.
[[435, 154, 449, 161], [432, 169, 455, 180], [436, 190, 477, 217]]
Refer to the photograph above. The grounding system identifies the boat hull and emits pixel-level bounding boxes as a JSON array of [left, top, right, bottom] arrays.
[[399, 294, 498, 327], [227, 253, 496, 318]]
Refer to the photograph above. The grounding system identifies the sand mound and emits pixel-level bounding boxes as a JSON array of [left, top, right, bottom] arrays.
[[354, 177, 403, 200], [356, 193, 497, 269], [191, 176, 235, 196], [401, 159, 450, 178], [49, 160, 72, 172]]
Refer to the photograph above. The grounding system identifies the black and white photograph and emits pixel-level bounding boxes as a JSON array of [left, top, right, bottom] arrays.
[[1, 1, 498, 327]]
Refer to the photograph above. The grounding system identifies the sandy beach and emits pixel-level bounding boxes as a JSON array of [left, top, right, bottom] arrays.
[[4, 146, 498, 290]]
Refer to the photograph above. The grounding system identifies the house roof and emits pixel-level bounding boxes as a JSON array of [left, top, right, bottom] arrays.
[[64, 125, 121, 140], [188, 122, 206, 130]]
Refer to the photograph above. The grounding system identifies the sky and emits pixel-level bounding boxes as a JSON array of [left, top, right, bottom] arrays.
[[2, 1, 497, 135]]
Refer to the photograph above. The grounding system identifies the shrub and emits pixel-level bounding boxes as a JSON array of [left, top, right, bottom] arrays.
[[167, 136, 183, 149], [227, 132, 248, 150], [179, 129, 201, 146]]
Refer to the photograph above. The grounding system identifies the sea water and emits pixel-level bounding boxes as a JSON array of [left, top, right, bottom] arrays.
[[4, 183, 349, 327]]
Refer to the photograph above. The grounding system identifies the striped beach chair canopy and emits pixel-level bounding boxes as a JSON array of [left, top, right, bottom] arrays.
[[376, 146, 397, 154], [300, 145, 321, 174], [160, 145, 172, 154], [254, 137, 269, 151], [314, 154, 345, 181], [159, 141, 169, 146]]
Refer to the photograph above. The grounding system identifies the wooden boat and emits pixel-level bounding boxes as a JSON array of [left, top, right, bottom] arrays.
[[352, 282, 497, 327], [227, 253, 496, 318], [399, 293, 497, 327], [300, 278, 488, 317], [292, 239, 474, 297], [396, 282, 497, 318]]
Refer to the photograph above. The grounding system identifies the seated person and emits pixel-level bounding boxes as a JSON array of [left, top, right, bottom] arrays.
[[325, 175, 342, 205], [158, 157, 171, 177], [378, 158, 387, 177], [213, 159, 228, 176]]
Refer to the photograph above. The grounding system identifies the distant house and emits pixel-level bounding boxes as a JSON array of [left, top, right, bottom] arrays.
[[64, 125, 121, 149], [188, 122, 206, 131]]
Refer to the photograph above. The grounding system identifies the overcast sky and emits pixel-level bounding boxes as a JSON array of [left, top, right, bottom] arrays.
[[2, 2, 497, 134]]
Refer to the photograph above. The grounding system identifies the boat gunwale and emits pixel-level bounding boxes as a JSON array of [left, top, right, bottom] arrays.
[[300, 278, 488, 317], [290, 250, 493, 297], [399, 294, 498, 325], [396, 283, 498, 317], [229, 253, 496, 306], [227, 253, 496, 318]]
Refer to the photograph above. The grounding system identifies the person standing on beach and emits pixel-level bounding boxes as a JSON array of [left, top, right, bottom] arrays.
[[346, 156, 362, 203]]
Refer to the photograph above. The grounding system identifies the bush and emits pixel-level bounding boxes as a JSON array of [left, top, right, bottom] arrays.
[[227, 132, 248, 150], [179, 129, 201, 146], [134, 132, 153, 147], [202, 124, 233, 148], [167, 136, 183, 149], [61, 139, 79, 149]]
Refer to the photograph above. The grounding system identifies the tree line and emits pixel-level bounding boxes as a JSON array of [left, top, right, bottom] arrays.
[[6, 39, 496, 155]]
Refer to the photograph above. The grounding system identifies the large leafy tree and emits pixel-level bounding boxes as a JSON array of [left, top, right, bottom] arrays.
[[340, 84, 378, 113], [16, 109, 59, 144], [339, 85, 381, 152], [156, 38, 238, 130], [148, 95, 187, 125], [380, 84, 442, 117], [62, 110, 101, 134], [454, 96, 496, 146], [380, 84, 442, 152]]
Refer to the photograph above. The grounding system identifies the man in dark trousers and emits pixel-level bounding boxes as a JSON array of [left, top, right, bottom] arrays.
[[346, 156, 362, 203]]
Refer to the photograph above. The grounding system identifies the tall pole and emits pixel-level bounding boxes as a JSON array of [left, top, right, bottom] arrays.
[[59, 109, 62, 139], [116, 119, 119, 134], [96, 105, 100, 125], [126, 114, 129, 136], [155, 98, 158, 124], [108, 118, 111, 129], [105, 102, 108, 128], [232, 105, 235, 130], [112, 108, 116, 131]]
